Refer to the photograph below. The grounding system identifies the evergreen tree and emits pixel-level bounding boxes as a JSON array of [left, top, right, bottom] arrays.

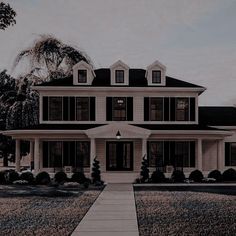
[[91, 157, 102, 184], [140, 155, 149, 183]]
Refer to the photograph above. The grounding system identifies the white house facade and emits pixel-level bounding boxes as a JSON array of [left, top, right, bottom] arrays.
[[2, 60, 236, 183]]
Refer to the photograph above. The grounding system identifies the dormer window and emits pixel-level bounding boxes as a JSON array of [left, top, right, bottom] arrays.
[[115, 70, 124, 83], [152, 70, 161, 83], [78, 70, 87, 83]]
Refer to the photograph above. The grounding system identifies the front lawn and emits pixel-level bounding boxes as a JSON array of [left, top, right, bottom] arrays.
[[0, 186, 102, 236], [134, 188, 236, 236]]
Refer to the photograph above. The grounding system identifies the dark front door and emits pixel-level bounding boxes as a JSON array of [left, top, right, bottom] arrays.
[[106, 141, 133, 171]]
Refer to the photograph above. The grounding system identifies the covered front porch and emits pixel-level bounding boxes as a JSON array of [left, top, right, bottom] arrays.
[[2, 123, 233, 182]]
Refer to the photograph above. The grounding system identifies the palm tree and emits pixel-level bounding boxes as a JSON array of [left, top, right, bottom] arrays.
[[13, 35, 92, 79]]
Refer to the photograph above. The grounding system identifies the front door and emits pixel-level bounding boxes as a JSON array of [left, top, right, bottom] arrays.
[[106, 141, 133, 171]]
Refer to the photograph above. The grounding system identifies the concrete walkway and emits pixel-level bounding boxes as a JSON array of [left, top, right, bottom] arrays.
[[72, 184, 139, 236]]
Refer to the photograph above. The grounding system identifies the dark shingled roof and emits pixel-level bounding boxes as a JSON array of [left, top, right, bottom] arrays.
[[199, 106, 236, 126], [35, 68, 203, 88], [132, 124, 225, 131]]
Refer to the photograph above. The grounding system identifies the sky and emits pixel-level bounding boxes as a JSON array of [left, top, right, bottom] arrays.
[[1, 0, 236, 106]]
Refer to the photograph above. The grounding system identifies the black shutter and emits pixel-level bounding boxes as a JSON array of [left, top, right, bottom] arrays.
[[69, 97, 75, 121], [170, 98, 176, 121], [144, 97, 150, 121], [190, 98, 196, 121], [164, 141, 170, 166], [127, 97, 133, 121], [164, 97, 170, 121], [42, 97, 48, 121], [190, 141, 195, 167], [169, 141, 175, 166], [106, 97, 112, 121], [225, 142, 230, 166], [147, 141, 150, 166], [89, 97, 96, 121], [63, 97, 69, 121], [43, 142, 48, 168]]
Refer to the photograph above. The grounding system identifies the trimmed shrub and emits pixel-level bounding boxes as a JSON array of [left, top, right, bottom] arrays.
[[71, 172, 86, 184], [6, 170, 19, 184], [171, 170, 185, 183], [0, 171, 6, 184], [91, 157, 102, 184], [20, 172, 34, 184], [151, 170, 165, 183], [222, 168, 236, 181], [140, 156, 149, 183], [208, 170, 222, 182], [36, 171, 51, 185], [189, 170, 204, 182], [54, 171, 67, 184]]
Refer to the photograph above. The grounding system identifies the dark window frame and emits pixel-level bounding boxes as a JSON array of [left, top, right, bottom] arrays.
[[78, 69, 87, 83], [152, 70, 161, 83], [175, 97, 190, 121], [115, 70, 125, 83], [112, 97, 127, 121], [149, 97, 164, 121], [227, 142, 236, 166], [48, 96, 63, 121], [76, 97, 90, 121]]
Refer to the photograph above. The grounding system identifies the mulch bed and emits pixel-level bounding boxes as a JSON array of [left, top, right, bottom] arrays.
[[0, 185, 103, 236], [134, 189, 236, 236]]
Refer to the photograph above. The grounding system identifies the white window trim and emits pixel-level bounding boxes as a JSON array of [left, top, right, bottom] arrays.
[[110, 60, 129, 86]]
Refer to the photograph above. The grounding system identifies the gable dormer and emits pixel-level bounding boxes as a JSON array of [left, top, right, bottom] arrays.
[[73, 60, 95, 85], [145, 60, 166, 86], [110, 60, 129, 86]]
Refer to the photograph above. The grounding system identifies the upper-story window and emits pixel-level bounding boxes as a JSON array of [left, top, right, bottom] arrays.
[[112, 97, 127, 121], [150, 98, 163, 121], [76, 97, 89, 121], [152, 70, 161, 84], [49, 97, 62, 121], [43, 96, 95, 121], [78, 70, 87, 83], [115, 70, 124, 83], [175, 98, 189, 121]]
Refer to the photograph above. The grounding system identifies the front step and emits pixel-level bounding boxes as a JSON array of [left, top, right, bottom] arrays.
[[102, 172, 139, 183]]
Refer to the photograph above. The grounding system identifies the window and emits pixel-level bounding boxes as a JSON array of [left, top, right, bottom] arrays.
[[147, 141, 195, 168], [49, 97, 62, 121], [78, 70, 87, 83], [175, 98, 189, 121], [112, 97, 127, 121], [43, 141, 90, 168], [225, 143, 236, 166], [152, 70, 161, 83], [115, 70, 124, 83], [148, 142, 164, 167], [76, 97, 89, 121], [150, 98, 163, 121]]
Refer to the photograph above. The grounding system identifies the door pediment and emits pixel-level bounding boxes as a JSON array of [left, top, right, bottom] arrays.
[[85, 123, 151, 139]]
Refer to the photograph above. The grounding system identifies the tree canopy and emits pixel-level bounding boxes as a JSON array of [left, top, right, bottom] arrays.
[[0, 2, 16, 30]]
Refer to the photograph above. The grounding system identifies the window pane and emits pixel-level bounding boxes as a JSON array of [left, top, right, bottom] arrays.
[[150, 98, 163, 121], [49, 141, 62, 168], [176, 98, 189, 121], [175, 142, 190, 167], [76, 97, 89, 121], [231, 143, 236, 166], [76, 141, 90, 168], [49, 97, 62, 121], [152, 70, 161, 83], [148, 142, 164, 167], [115, 70, 124, 83], [78, 70, 87, 83], [112, 97, 127, 121]]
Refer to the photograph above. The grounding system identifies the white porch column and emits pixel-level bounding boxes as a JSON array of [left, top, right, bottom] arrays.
[[142, 138, 147, 158], [90, 138, 96, 173], [217, 139, 224, 171], [34, 138, 40, 174], [197, 139, 203, 171], [15, 139, 20, 172], [30, 141, 34, 170]]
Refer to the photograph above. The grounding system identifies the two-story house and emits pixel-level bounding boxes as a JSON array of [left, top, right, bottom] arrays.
[[2, 60, 236, 182]]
